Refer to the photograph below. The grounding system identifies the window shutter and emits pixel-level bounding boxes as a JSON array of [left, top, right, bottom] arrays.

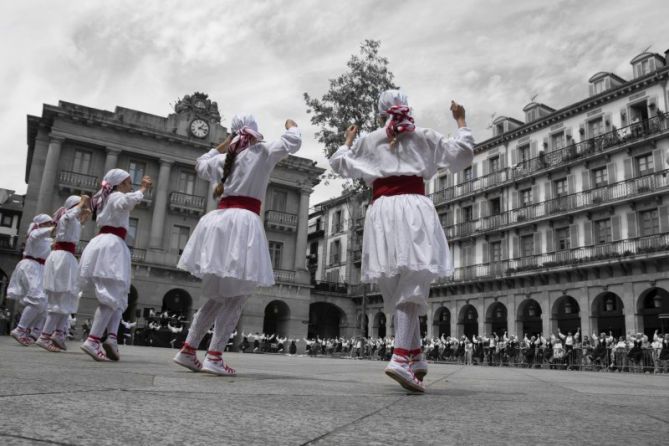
[[482, 241, 489, 263], [570, 224, 579, 248], [584, 221, 593, 245], [473, 202, 480, 220], [447, 174, 454, 187], [533, 232, 542, 255], [502, 237, 509, 260], [565, 128, 573, 143], [482, 160, 489, 176], [511, 149, 518, 166], [512, 236, 519, 259], [653, 149, 663, 173], [544, 182, 552, 200], [499, 153, 506, 170], [612, 215, 621, 241], [607, 163, 616, 184], [472, 162, 478, 179], [480, 201, 488, 218], [530, 141, 538, 158], [542, 137, 549, 152], [455, 207, 461, 224], [604, 112, 613, 131], [532, 185, 540, 204], [620, 108, 628, 127], [582, 170, 591, 191], [660, 206, 669, 233], [579, 123, 586, 141], [626, 212, 637, 238], [624, 159, 633, 179], [446, 210, 454, 226], [545, 229, 554, 253], [512, 191, 519, 209], [567, 175, 575, 194]]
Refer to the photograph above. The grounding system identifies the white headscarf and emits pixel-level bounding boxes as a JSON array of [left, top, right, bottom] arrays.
[[229, 114, 263, 154], [52, 195, 81, 225], [377, 90, 415, 142], [27, 213, 53, 235], [91, 168, 130, 218]]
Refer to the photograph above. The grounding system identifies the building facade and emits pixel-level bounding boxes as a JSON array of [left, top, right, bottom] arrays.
[[310, 50, 669, 341], [7, 92, 324, 340], [0, 189, 24, 306]]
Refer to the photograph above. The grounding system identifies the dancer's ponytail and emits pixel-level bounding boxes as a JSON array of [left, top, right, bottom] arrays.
[[213, 152, 238, 199]]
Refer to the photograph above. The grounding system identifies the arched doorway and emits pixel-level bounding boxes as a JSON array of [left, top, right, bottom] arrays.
[[162, 289, 193, 319], [459, 304, 478, 338], [308, 302, 344, 339], [591, 292, 625, 337], [552, 295, 581, 334], [517, 299, 542, 337], [638, 287, 669, 338], [373, 311, 386, 338], [486, 302, 507, 337], [263, 300, 291, 337], [433, 307, 451, 337]]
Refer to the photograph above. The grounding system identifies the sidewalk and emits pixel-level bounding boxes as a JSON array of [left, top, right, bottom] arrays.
[[1, 338, 667, 445]]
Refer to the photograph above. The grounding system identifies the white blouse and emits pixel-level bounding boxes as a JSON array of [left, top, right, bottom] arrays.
[[196, 127, 302, 201], [54, 207, 82, 243], [23, 227, 53, 259], [96, 191, 144, 230], [329, 126, 474, 184]]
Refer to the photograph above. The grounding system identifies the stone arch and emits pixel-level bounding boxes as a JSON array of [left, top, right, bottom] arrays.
[[516, 298, 543, 337], [263, 300, 291, 337], [591, 292, 625, 338], [433, 307, 451, 337], [637, 287, 669, 338], [485, 302, 508, 337], [308, 302, 345, 339], [373, 311, 386, 338], [458, 304, 478, 338], [551, 295, 581, 334]]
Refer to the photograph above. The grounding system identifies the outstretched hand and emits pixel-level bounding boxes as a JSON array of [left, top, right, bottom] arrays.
[[285, 119, 298, 129], [344, 124, 358, 147], [450, 100, 467, 128]]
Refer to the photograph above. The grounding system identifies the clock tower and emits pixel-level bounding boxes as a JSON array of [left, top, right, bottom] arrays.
[[168, 92, 227, 143]]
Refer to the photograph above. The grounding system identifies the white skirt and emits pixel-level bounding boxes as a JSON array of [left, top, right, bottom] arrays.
[[7, 259, 47, 308], [178, 208, 274, 298], [362, 194, 452, 281], [79, 233, 131, 309], [44, 250, 80, 294]]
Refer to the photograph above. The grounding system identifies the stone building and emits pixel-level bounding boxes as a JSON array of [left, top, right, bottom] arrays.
[[8, 92, 323, 339], [0, 189, 24, 306], [310, 50, 669, 341]]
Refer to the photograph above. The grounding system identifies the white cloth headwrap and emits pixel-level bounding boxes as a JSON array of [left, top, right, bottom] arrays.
[[27, 213, 53, 235], [229, 114, 263, 155], [52, 195, 81, 225], [91, 168, 130, 217], [377, 90, 415, 142], [377, 90, 410, 116]]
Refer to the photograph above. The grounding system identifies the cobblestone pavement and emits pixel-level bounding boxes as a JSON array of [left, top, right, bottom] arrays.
[[1, 337, 667, 446]]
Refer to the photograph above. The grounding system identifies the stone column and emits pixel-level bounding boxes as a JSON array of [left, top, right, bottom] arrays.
[[149, 160, 173, 249], [385, 311, 394, 337], [426, 307, 434, 339], [36, 136, 64, 214], [294, 187, 311, 270], [104, 147, 122, 174]]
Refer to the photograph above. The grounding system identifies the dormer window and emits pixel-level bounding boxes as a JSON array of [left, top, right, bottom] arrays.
[[593, 79, 606, 94], [495, 122, 504, 136]]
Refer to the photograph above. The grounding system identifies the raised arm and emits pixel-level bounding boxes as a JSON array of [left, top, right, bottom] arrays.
[[266, 120, 302, 164]]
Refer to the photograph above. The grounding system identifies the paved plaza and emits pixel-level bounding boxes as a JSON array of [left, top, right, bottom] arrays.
[[0, 337, 667, 446]]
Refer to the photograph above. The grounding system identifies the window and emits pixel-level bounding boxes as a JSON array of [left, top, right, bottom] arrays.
[[495, 123, 504, 136], [556, 227, 570, 251], [518, 145, 530, 166], [588, 117, 604, 137], [73, 150, 92, 174], [521, 235, 534, 257], [170, 225, 190, 255], [463, 167, 472, 182], [489, 156, 500, 173], [489, 197, 501, 215], [490, 241, 501, 262], [436, 173, 448, 191], [636, 153, 653, 175], [128, 161, 146, 187], [1, 214, 12, 227], [593, 79, 605, 94], [128, 218, 139, 247], [551, 131, 564, 150], [332, 210, 343, 234], [178, 171, 195, 195], [462, 206, 473, 222], [271, 189, 288, 211], [268, 241, 283, 269], [594, 218, 611, 244], [592, 167, 608, 187], [554, 178, 568, 197], [329, 240, 341, 265], [326, 269, 340, 283], [520, 189, 532, 207], [639, 209, 659, 236]]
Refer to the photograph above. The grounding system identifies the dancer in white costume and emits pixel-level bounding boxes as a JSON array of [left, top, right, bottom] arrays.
[[79, 169, 152, 361], [36, 195, 91, 352], [8, 214, 55, 346], [174, 115, 301, 376], [330, 90, 474, 392]]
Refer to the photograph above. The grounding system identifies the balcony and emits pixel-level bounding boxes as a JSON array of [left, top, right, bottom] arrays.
[[264, 210, 298, 232], [307, 220, 324, 239], [131, 183, 153, 207], [312, 280, 348, 294], [169, 191, 206, 215], [429, 112, 669, 205], [58, 170, 99, 193], [446, 168, 669, 240], [0, 234, 17, 250], [274, 269, 295, 283], [438, 233, 669, 284]]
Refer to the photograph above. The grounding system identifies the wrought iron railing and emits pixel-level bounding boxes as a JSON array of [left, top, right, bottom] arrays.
[[274, 269, 296, 283], [58, 170, 99, 190], [265, 210, 298, 226], [169, 191, 206, 211]]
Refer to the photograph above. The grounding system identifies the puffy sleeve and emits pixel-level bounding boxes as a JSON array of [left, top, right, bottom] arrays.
[[425, 127, 475, 173], [195, 148, 225, 183], [111, 191, 144, 212], [328, 136, 370, 180], [61, 207, 81, 222], [264, 127, 303, 164], [27, 227, 53, 241]]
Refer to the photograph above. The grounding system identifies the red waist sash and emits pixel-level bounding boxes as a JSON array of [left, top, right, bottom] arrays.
[[53, 242, 76, 255], [371, 175, 425, 203], [218, 196, 262, 215], [99, 226, 127, 240], [23, 255, 46, 265]]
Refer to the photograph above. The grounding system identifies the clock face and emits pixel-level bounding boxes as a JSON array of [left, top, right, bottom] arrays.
[[190, 119, 209, 138], [194, 99, 206, 110]]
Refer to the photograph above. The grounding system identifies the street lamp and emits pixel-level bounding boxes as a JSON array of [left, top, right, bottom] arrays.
[[653, 294, 662, 308], [605, 297, 614, 312], [495, 307, 503, 319], [528, 303, 536, 317], [565, 301, 573, 314]]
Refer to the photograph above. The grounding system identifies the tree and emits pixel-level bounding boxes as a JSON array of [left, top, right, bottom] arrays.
[[304, 39, 398, 159]]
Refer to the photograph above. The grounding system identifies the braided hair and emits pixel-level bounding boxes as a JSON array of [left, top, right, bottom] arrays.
[[213, 149, 238, 199]]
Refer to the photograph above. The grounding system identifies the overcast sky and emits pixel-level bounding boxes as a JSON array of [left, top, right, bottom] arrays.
[[1, 0, 667, 205]]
